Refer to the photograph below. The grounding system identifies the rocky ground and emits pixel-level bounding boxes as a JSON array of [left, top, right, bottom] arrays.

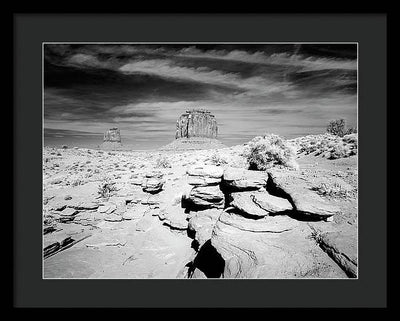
[[43, 137, 358, 279]]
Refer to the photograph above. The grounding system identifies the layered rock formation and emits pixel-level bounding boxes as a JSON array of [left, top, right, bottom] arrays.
[[183, 165, 351, 279], [141, 171, 165, 194], [184, 165, 225, 209], [100, 128, 123, 150]]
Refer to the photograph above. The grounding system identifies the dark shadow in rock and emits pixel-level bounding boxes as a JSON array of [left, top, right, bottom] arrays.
[[181, 197, 192, 212], [286, 210, 326, 222], [187, 228, 196, 240], [43, 226, 57, 235], [185, 261, 195, 278], [248, 163, 259, 171], [162, 223, 188, 233], [189, 240, 225, 278], [190, 239, 199, 252], [219, 181, 233, 210], [267, 209, 295, 217], [145, 190, 163, 195], [227, 207, 266, 220], [181, 199, 221, 212]]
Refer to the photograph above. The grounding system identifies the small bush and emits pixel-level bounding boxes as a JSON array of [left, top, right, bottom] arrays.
[[155, 156, 172, 168], [345, 127, 357, 135], [43, 213, 57, 226], [327, 119, 346, 137], [311, 182, 349, 198], [328, 143, 355, 159], [243, 134, 298, 170], [208, 152, 228, 166], [343, 133, 358, 146], [307, 227, 323, 245], [71, 178, 84, 186], [98, 178, 117, 198]]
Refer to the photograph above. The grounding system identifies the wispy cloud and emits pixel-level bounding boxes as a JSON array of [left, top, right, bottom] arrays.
[[118, 59, 292, 95], [44, 44, 358, 149], [175, 47, 357, 71]]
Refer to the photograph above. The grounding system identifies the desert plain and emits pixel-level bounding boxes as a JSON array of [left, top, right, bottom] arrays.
[[43, 133, 358, 279]]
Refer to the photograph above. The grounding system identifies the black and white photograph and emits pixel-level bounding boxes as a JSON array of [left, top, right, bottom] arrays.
[[42, 43, 358, 279]]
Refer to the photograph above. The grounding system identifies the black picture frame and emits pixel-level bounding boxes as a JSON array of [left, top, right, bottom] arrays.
[[13, 13, 387, 308]]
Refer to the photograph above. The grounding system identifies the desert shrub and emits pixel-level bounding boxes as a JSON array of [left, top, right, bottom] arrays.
[[345, 127, 358, 135], [98, 178, 117, 198], [328, 143, 354, 159], [155, 156, 172, 168], [43, 213, 57, 226], [243, 134, 298, 170], [71, 178, 84, 186], [208, 152, 228, 166], [311, 182, 349, 198], [307, 227, 323, 245], [343, 133, 358, 147], [327, 119, 346, 137], [290, 132, 357, 160]]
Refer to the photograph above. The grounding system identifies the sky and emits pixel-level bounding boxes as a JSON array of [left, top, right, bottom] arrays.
[[44, 43, 357, 150]]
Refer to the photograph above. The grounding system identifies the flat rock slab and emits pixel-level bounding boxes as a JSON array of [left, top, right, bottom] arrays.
[[142, 177, 165, 193], [59, 207, 78, 217], [218, 211, 299, 233], [223, 167, 269, 191], [141, 194, 162, 206], [210, 219, 347, 279], [122, 204, 149, 220], [98, 203, 117, 214], [157, 205, 189, 230], [187, 165, 224, 178], [187, 176, 221, 186], [74, 201, 99, 210], [230, 191, 293, 217], [318, 227, 358, 278], [135, 214, 155, 232], [130, 176, 144, 186], [104, 213, 123, 222], [44, 219, 195, 279], [73, 211, 103, 226], [230, 192, 269, 217], [268, 169, 341, 218], [251, 192, 293, 213]]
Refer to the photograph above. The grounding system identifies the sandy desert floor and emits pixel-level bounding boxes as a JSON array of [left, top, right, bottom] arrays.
[[42, 142, 358, 279]]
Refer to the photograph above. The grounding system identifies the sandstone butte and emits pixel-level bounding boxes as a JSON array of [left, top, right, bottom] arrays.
[[162, 109, 225, 150], [175, 109, 218, 139], [100, 128, 123, 150]]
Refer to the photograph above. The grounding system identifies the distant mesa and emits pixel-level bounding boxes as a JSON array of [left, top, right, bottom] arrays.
[[104, 127, 121, 143], [162, 109, 226, 151], [100, 128, 123, 150], [176, 109, 218, 139]]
